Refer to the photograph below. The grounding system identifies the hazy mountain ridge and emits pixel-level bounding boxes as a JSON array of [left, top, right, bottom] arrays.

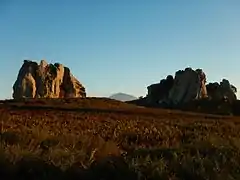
[[109, 93, 137, 102]]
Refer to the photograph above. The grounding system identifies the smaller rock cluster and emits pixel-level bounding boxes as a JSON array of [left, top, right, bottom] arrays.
[[206, 79, 237, 103]]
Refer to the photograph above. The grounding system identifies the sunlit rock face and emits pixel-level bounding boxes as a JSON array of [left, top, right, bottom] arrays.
[[147, 67, 208, 105], [13, 60, 86, 99]]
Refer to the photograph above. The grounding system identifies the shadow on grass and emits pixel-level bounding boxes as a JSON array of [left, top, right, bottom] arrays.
[[0, 156, 138, 180]]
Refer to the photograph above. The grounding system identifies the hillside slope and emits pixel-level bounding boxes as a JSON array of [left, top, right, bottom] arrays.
[[1, 98, 240, 179]]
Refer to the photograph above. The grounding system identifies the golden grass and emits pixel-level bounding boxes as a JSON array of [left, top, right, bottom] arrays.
[[1, 98, 240, 179]]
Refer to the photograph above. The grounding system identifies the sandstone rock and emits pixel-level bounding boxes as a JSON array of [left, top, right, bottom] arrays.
[[61, 67, 86, 98], [13, 60, 86, 99], [13, 60, 38, 99]]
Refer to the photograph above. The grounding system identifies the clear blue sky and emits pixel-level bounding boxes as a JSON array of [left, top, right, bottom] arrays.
[[0, 0, 240, 99]]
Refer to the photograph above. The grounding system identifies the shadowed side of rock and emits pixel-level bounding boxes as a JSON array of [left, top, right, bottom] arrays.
[[206, 79, 237, 103], [12, 60, 86, 99], [146, 75, 174, 105], [61, 67, 86, 98]]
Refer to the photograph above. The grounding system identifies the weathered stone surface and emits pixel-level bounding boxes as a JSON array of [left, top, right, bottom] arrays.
[[168, 68, 208, 105], [146, 68, 208, 105], [13, 60, 86, 99], [128, 67, 238, 115], [13, 60, 38, 99], [145, 67, 238, 107], [61, 67, 86, 98]]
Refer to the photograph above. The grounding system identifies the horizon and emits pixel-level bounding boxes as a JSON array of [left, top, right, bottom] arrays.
[[0, 0, 240, 99]]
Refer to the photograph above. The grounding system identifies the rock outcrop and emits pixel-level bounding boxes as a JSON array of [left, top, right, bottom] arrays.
[[127, 67, 239, 116], [146, 68, 208, 105], [146, 67, 237, 106], [147, 75, 174, 104], [13, 60, 86, 99], [167, 68, 208, 105], [206, 79, 237, 103]]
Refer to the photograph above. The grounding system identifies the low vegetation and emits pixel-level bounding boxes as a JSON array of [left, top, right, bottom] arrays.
[[1, 98, 240, 179]]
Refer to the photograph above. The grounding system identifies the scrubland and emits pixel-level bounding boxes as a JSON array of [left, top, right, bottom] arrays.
[[1, 98, 240, 180]]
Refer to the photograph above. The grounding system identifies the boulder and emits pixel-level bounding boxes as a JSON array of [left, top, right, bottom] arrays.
[[146, 75, 174, 104], [13, 60, 86, 99], [206, 79, 237, 103]]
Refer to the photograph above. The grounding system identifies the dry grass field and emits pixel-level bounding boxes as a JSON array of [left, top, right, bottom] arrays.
[[1, 97, 240, 180]]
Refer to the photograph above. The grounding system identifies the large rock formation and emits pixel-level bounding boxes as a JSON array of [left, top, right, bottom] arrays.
[[146, 67, 237, 106], [13, 60, 86, 99], [146, 68, 208, 105], [127, 67, 238, 116]]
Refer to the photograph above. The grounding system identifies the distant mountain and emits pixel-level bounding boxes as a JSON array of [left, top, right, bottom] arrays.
[[109, 93, 137, 102]]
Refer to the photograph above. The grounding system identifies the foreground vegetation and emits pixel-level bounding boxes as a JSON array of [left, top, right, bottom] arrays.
[[1, 98, 240, 179]]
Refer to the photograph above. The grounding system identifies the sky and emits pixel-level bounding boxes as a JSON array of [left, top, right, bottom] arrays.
[[0, 0, 240, 99]]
